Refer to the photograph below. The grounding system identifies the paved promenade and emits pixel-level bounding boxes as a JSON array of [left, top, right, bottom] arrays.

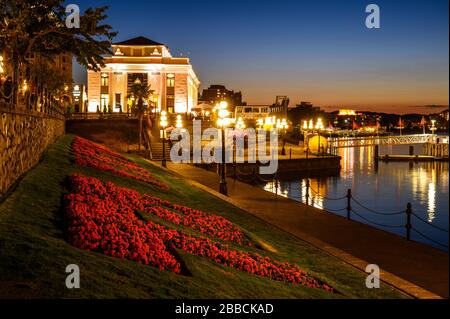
[[164, 162, 449, 298]]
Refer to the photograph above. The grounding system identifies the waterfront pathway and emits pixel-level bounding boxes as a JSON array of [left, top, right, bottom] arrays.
[[164, 162, 448, 298]]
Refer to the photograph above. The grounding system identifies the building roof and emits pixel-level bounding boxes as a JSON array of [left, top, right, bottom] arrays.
[[113, 36, 164, 46]]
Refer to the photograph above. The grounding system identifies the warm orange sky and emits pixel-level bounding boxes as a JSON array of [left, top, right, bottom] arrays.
[[75, 0, 449, 115]]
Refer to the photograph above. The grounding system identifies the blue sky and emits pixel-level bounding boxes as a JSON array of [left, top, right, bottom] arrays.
[[74, 0, 449, 113]]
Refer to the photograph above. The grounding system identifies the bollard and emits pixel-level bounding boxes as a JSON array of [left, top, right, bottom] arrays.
[[289, 148, 292, 160], [305, 179, 310, 206], [406, 203, 412, 240], [346, 189, 352, 220], [374, 145, 379, 161], [409, 146, 414, 156]]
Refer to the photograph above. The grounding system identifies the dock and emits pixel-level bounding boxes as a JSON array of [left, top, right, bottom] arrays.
[[378, 155, 449, 162]]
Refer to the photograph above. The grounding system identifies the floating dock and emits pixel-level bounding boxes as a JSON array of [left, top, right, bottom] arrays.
[[378, 155, 448, 162]]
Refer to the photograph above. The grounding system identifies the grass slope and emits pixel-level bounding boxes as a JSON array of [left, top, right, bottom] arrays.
[[0, 135, 408, 299]]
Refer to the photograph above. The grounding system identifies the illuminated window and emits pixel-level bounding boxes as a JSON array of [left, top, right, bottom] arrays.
[[166, 74, 175, 87], [101, 73, 109, 87]]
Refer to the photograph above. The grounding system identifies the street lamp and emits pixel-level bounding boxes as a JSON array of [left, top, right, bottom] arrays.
[[256, 118, 264, 129], [236, 117, 246, 130], [276, 118, 289, 155], [315, 118, 324, 156], [175, 114, 183, 129], [217, 101, 230, 196], [430, 119, 437, 135], [303, 118, 325, 155], [160, 111, 168, 167]]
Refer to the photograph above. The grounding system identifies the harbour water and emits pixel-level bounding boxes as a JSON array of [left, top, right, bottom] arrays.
[[262, 142, 449, 251]]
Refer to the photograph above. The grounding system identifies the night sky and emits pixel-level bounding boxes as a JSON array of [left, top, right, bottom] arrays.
[[73, 0, 449, 114]]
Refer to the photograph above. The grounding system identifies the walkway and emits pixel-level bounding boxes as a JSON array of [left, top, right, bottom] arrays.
[[164, 162, 449, 298]]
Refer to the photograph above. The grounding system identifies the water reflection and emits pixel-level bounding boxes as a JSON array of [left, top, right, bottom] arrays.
[[263, 143, 449, 250]]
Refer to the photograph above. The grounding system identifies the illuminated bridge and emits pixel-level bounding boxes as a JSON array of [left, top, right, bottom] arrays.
[[328, 134, 437, 148]]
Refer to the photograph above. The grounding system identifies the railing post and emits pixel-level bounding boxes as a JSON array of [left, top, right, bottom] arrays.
[[346, 189, 352, 220], [406, 202, 412, 240], [274, 174, 278, 196], [305, 179, 310, 206]]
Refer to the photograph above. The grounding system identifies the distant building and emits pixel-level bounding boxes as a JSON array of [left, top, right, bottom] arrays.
[[338, 109, 357, 116], [26, 52, 72, 82], [287, 101, 325, 127], [200, 85, 244, 111], [72, 84, 87, 113], [235, 96, 289, 121], [0, 51, 72, 92], [87, 36, 200, 114], [439, 109, 449, 121]]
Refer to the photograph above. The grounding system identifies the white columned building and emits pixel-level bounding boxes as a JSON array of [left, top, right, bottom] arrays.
[[87, 36, 200, 114]]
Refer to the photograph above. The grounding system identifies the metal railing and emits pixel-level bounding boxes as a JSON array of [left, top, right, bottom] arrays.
[[231, 170, 449, 249], [0, 99, 64, 119], [65, 112, 139, 121]]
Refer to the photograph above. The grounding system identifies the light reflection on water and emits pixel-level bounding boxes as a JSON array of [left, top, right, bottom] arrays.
[[263, 143, 449, 251]]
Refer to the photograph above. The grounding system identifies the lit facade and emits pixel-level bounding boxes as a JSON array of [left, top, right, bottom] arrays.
[[87, 36, 200, 114]]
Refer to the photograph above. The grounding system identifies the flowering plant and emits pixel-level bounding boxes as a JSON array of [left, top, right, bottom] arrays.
[[65, 174, 333, 292], [71, 136, 167, 189]]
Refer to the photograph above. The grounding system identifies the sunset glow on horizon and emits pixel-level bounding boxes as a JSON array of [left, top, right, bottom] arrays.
[[74, 0, 449, 114]]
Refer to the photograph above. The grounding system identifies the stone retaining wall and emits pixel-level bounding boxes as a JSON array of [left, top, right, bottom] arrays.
[[0, 106, 65, 195]]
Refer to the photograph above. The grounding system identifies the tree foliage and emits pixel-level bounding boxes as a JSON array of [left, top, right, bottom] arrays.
[[127, 81, 154, 150], [30, 58, 72, 97], [128, 81, 154, 116], [0, 0, 117, 104]]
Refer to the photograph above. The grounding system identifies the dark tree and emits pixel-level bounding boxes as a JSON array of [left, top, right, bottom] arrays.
[[0, 0, 117, 105]]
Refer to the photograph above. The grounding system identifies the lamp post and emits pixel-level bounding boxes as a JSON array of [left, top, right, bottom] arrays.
[[430, 119, 437, 135], [303, 118, 324, 155], [256, 118, 263, 130], [175, 114, 183, 129], [236, 117, 246, 130], [277, 118, 289, 155], [315, 118, 324, 156], [160, 111, 168, 167], [217, 101, 229, 196], [302, 120, 309, 151]]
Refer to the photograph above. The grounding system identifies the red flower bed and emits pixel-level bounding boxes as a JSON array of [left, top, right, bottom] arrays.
[[65, 174, 333, 292], [71, 136, 167, 189], [65, 174, 180, 273], [141, 195, 248, 245]]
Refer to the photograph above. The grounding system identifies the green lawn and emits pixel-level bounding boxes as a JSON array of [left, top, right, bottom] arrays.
[[0, 135, 408, 298]]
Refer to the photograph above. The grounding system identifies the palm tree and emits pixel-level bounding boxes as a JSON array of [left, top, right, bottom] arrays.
[[127, 80, 153, 150]]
